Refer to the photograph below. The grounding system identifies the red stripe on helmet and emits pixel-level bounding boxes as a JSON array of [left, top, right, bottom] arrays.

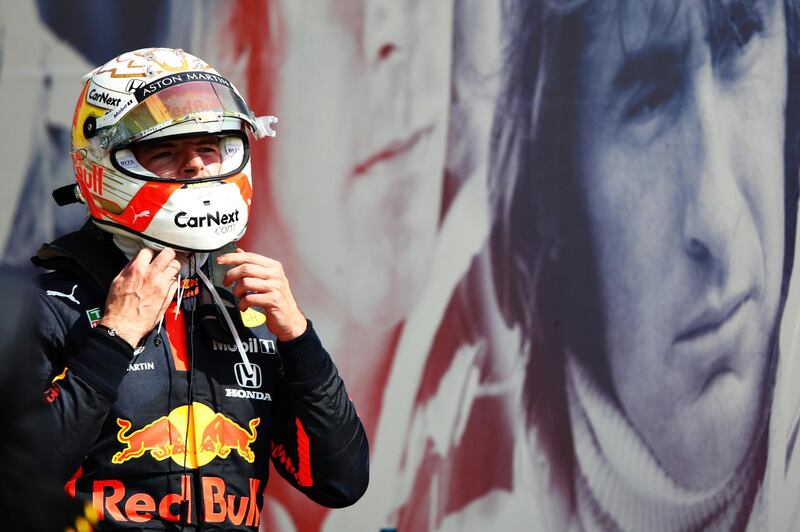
[[80, 180, 183, 233], [224, 172, 253, 211]]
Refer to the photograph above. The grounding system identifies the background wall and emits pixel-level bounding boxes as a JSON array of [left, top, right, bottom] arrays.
[[2, 1, 800, 531]]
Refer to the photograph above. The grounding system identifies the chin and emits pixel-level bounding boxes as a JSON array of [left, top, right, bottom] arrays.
[[664, 376, 764, 489]]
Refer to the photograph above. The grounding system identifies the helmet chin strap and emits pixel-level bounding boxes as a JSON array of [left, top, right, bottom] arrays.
[[112, 233, 209, 277], [196, 267, 255, 374]]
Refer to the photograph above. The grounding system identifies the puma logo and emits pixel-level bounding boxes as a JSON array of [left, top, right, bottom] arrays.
[[46, 284, 80, 305], [132, 209, 151, 224]]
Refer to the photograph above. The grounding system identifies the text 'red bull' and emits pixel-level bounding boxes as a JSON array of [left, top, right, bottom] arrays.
[[92, 475, 261, 526]]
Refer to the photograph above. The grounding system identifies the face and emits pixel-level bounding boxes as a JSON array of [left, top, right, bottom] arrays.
[[260, 0, 453, 326], [132, 135, 222, 179], [573, 0, 786, 488]]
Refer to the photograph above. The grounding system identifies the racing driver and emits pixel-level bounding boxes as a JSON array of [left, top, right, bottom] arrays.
[[31, 48, 369, 530]]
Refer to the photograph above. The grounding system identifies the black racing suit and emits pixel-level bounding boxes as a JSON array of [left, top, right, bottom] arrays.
[[33, 226, 369, 530]]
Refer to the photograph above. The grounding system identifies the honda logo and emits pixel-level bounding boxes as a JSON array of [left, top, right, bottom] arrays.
[[234, 363, 262, 389]]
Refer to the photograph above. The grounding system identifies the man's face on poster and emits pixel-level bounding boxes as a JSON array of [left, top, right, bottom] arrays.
[[269, 0, 452, 326], [573, 0, 786, 489]]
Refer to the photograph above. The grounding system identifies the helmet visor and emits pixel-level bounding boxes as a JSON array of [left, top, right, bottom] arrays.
[[111, 131, 250, 182], [95, 81, 257, 148]]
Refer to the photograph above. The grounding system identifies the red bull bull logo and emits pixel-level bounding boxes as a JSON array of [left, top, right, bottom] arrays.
[[113, 418, 186, 463], [200, 413, 260, 463], [113, 403, 259, 468]]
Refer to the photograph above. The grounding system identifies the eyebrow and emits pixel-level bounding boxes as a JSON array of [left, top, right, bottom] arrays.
[[613, 44, 687, 92], [707, 0, 770, 54], [710, 0, 772, 24], [611, 0, 773, 91]]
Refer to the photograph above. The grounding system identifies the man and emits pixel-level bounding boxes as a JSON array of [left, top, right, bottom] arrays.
[[33, 48, 369, 530], [484, 0, 800, 530]]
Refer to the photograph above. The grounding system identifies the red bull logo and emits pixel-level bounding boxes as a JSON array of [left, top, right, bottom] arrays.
[[113, 418, 186, 464], [45, 368, 69, 404], [200, 413, 260, 463], [113, 403, 260, 468], [74, 160, 104, 196]]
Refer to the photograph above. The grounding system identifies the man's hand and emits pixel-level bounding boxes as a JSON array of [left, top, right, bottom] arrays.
[[99, 248, 181, 347], [217, 248, 307, 341]]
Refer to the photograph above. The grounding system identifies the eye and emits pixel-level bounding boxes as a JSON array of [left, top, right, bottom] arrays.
[[147, 150, 174, 163], [730, 13, 761, 49], [731, 2, 764, 48], [624, 78, 680, 122], [714, 3, 764, 71]]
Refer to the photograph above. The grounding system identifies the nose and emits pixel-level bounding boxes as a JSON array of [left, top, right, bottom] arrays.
[[681, 68, 745, 285], [362, 0, 406, 65], [180, 150, 207, 179]]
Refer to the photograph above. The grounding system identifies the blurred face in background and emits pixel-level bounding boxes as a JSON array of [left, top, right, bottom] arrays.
[[573, 0, 786, 489], [266, 0, 453, 326]]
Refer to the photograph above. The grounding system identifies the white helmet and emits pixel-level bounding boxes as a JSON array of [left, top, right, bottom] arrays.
[[68, 47, 277, 252]]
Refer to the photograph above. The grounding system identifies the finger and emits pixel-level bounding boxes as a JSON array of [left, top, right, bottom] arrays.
[[157, 259, 182, 282], [223, 263, 273, 286], [239, 292, 280, 311], [151, 247, 177, 271], [231, 277, 274, 299], [238, 293, 267, 311], [166, 278, 180, 302], [217, 251, 277, 268], [216, 250, 251, 266], [132, 247, 156, 266], [166, 259, 182, 276], [126, 248, 156, 276]]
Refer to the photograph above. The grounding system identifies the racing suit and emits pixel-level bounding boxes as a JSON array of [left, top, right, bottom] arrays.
[[33, 225, 369, 530]]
